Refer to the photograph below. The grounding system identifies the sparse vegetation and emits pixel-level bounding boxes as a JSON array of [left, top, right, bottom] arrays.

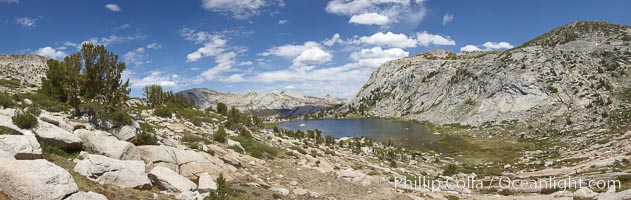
[[0, 125, 22, 135], [231, 136, 279, 159], [136, 123, 158, 145], [213, 125, 227, 143], [12, 110, 38, 129]]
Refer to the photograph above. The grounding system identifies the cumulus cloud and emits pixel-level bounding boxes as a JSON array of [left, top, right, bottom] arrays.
[[416, 31, 455, 46], [201, 0, 269, 19], [180, 28, 244, 82], [128, 70, 181, 88], [259, 41, 321, 58], [459, 45, 482, 52], [34, 47, 66, 60], [459, 42, 514, 52], [277, 19, 288, 24], [325, 0, 426, 27], [349, 12, 390, 25], [79, 34, 146, 47], [323, 33, 342, 46], [356, 32, 417, 48], [105, 4, 121, 12], [482, 42, 513, 50], [350, 47, 408, 68], [16, 17, 38, 27], [442, 13, 453, 26]]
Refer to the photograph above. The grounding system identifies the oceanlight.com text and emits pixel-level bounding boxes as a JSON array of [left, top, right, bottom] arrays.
[[384, 176, 621, 191]]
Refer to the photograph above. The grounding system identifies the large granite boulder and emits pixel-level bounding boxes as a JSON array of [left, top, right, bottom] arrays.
[[33, 120, 82, 150], [148, 166, 197, 193], [0, 159, 79, 200], [0, 115, 42, 159], [74, 154, 152, 189], [75, 129, 140, 160], [138, 145, 236, 180], [197, 172, 217, 193], [111, 125, 137, 142]]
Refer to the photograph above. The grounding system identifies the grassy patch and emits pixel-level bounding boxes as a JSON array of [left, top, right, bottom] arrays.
[[40, 141, 80, 159], [13, 92, 69, 112], [0, 78, 21, 89], [0, 126, 22, 135], [231, 136, 280, 159]]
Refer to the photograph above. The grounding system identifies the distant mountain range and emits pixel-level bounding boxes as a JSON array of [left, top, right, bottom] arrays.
[[178, 88, 344, 118]]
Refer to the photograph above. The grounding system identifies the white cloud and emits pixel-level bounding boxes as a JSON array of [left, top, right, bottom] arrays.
[[349, 12, 390, 25], [356, 32, 417, 48], [124, 43, 161, 66], [277, 19, 288, 24], [285, 85, 296, 89], [82, 34, 146, 47], [185, 35, 227, 62], [16, 17, 38, 27], [128, 70, 181, 88], [416, 31, 455, 46], [201, 0, 266, 19], [459, 45, 482, 52], [459, 42, 514, 52], [323, 33, 342, 46], [201, 52, 237, 81], [442, 13, 453, 26], [34, 47, 66, 60], [259, 41, 320, 58], [325, 0, 426, 27], [482, 42, 513, 50], [146, 42, 162, 50], [350, 47, 408, 68], [105, 4, 121, 12], [115, 23, 131, 30], [238, 61, 253, 66], [260, 41, 332, 71]]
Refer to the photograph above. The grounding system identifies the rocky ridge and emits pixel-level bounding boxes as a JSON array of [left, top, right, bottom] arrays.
[[350, 21, 631, 126]]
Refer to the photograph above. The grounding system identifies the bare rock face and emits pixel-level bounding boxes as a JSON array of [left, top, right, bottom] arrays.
[[573, 187, 596, 200], [75, 129, 141, 160], [33, 120, 82, 150], [0, 54, 48, 93], [349, 21, 631, 126], [148, 166, 197, 193], [74, 154, 152, 189], [0, 159, 79, 200], [111, 125, 138, 142]]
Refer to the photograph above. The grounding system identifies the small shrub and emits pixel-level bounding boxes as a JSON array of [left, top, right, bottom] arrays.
[[227, 145, 244, 154], [442, 164, 458, 176], [136, 123, 158, 145], [289, 146, 307, 155], [232, 136, 279, 159], [12, 110, 38, 129], [154, 106, 174, 118], [464, 98, 476, 105], [213, 126, 227, 143], [205, 173, 229, 200], [0, 92, 14, 108]]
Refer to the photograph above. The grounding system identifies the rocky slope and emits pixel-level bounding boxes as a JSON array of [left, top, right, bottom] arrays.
[[178, 88, 342, 117], [0, 54, 48, 93], [350, 21, 631, 126]]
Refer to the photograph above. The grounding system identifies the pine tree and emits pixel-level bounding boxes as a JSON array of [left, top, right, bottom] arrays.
[[216, 102, 227, 116], [213, 125, 227, 143]]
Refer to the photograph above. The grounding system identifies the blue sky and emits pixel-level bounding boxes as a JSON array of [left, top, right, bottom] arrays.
[[1, 0, 630, 98]]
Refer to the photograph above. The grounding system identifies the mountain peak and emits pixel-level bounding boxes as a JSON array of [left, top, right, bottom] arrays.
[[521, 20, 631, 47]]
